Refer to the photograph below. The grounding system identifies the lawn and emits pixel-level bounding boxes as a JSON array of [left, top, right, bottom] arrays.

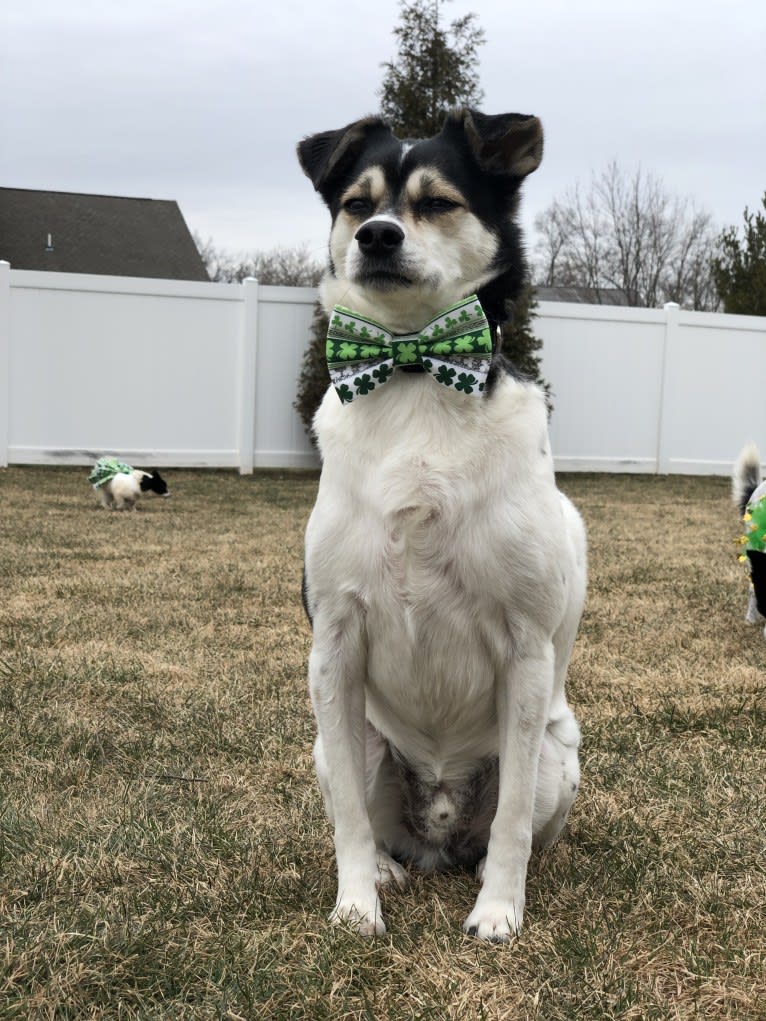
[[1, 467, 764, 1020]]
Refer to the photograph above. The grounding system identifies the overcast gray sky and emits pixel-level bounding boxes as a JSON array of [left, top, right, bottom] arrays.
[[3, 0, 765, 269]]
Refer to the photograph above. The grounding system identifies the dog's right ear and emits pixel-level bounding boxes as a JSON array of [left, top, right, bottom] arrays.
[[448, 109, 544, 180], [297, 117, 391, 203]]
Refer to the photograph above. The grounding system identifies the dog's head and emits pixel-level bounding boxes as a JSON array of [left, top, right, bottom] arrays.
[[298, 109, 542, 332], [139, 469, 169, 497]]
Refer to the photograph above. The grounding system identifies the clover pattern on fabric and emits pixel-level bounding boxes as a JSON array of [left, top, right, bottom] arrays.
[[394, 342, 418, 364], [338, 342, 359, 360], [455, 373, 479, 393], [326, 294, 492, 404], [454, 335, 477, 353], [354, 374, 375, 396], [435, 365, 456, 386]]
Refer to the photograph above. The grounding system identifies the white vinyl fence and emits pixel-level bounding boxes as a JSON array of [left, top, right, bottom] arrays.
[[536, 301, 766, 475], [1, 261, 765, 475], [0, 263, 318, 472]]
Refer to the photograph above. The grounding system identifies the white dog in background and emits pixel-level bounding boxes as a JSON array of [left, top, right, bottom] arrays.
[[297, 108, 587, 942]]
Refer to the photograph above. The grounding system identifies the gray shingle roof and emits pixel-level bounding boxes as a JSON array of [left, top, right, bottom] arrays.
[[535, 285, 629, 305], [0, 187, 209, 281]]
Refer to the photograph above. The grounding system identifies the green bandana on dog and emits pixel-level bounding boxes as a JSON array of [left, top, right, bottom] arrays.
[[738, 487, 766, 559], [326, 294, 493, 404], [88, 457, 133, 488]]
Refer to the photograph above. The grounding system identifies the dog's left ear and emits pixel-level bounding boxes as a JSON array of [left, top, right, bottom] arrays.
[[449, 109, 544, 179]]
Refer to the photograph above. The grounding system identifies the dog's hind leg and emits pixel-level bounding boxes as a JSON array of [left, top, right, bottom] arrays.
[[364, 725, 409, 890], [96, 486, 113, 510], [531, 494, 586, 848], [314, 724, 408, 894], [308, 601, 386, 935], [532, 714, 580, 849]]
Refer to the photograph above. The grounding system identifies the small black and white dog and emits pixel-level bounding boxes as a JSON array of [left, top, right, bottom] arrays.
[[297, 109, 587, 941], [733, 443, 766, 637], [89, 457, 169, 511]]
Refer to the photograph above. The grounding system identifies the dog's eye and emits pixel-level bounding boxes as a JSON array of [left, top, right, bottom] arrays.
[[344, 198, 372, 216], [417, 197, 460, 214]]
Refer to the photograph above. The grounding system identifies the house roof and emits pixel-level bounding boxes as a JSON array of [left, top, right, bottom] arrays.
[[0, 187, 209, 281], [535, 285, 629, 306]]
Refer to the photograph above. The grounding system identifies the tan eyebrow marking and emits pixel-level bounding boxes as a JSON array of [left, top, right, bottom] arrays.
[[405, 168, 463, 205], [340, 167, 387, 207]]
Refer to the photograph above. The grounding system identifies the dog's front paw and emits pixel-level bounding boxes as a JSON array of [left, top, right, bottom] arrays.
[[463, 895, 524, 943], [376, 851, 408, 891], [330, 894, 386, 936]]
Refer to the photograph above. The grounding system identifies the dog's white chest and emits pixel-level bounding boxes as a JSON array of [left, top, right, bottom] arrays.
[[306, 377, 567, 766]]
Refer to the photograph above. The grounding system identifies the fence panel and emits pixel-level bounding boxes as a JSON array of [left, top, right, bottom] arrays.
[[2, 265, 764, 475], [254, 286, 319, 469], [659, 309, 766, 474], [5, 270, 243, 467], [537, 302, 668, 473]]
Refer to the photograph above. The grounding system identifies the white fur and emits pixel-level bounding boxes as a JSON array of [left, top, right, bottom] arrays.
[[306, 360, 587, 940], [95, 470, 149, 511]]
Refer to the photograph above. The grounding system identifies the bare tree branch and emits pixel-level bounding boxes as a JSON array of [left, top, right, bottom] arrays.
[[533, 164, 720, 309]]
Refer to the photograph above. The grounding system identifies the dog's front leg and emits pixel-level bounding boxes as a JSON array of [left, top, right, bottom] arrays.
[[308, 604, 383, 936], [463, 640, 554, 942]]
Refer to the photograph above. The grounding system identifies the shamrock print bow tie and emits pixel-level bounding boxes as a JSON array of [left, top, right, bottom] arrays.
[[326, 294, 493, 404]]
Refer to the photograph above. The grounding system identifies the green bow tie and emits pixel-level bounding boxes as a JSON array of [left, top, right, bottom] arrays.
[[326, 294, 493, 404]]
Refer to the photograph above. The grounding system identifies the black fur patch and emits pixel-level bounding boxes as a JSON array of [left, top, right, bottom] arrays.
[[139, 470, 168, 495], [748, 550, 766, 617], [301, 569, 314, 627], [392, 749, 499, 870]]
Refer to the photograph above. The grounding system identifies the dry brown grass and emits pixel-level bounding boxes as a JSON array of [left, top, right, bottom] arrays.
[[1, 466, 764, 1020]]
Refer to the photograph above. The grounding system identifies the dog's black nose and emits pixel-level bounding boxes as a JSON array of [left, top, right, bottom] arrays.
[[355, 220, 405, 256]]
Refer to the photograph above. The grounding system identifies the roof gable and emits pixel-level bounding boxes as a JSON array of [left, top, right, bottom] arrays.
[[0, 188, 209, 281]]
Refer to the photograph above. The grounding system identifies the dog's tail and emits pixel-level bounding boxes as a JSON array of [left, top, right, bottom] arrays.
[[733, 443, 763, 517]]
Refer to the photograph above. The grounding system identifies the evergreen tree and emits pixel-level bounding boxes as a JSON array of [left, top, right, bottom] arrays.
[[295, 302, 332, 440], [499, 284, 550, 408], [711, 194, 766, 315], [379, 0, 485, 139]]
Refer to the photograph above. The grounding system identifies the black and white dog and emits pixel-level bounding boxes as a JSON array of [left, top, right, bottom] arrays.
[[89, 457, 169, 511], [297, 109, 587, 941], [733, 443, 766, 637]]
